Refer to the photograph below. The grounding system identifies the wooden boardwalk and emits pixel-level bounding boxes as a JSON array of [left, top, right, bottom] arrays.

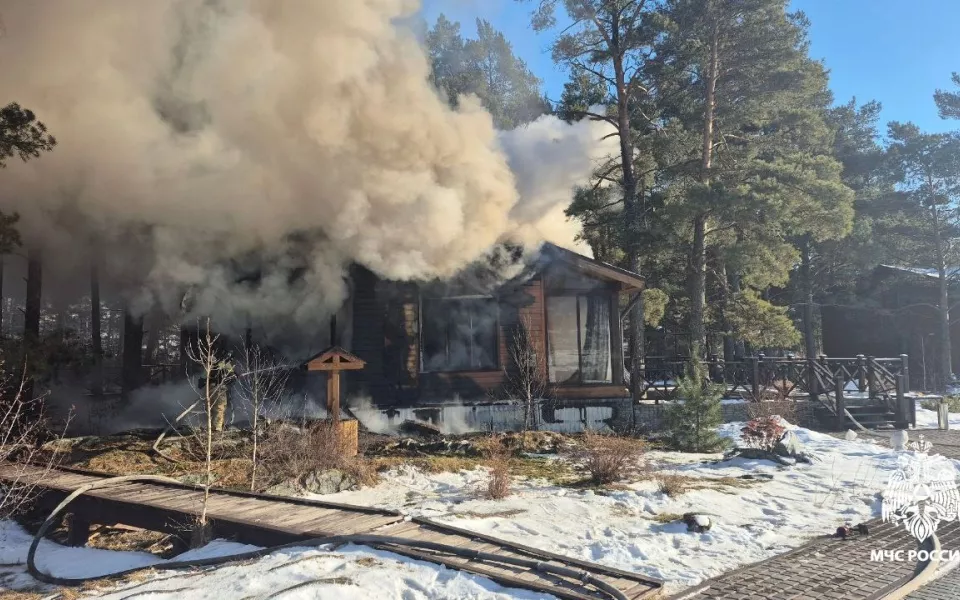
[[1, 463, 662, 599]]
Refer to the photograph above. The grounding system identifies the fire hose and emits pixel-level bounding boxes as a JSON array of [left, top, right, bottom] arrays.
[[27, 475, 628, 600]]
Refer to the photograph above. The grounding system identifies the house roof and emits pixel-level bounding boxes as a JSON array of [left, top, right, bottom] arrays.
[[877, 264, 960, 280], [541, 243, 645, 292]]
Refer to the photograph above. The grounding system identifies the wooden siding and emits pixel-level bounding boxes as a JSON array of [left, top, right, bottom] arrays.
[[350, 266, 629, 406], [419, 276, 546, 401]]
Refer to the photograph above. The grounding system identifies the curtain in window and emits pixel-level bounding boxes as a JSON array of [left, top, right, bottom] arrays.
[[547, 296, 579, 383], [580, 296, 611, 383]]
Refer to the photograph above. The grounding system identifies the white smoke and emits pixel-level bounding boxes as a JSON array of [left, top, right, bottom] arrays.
[[0, 0, 614, 340]]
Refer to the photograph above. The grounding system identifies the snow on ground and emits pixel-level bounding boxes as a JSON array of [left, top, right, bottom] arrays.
[[324, 424, 905, 592], [0, 520, 551, 599], [0, 422, 942, 597], [913, 397, 960, 429]]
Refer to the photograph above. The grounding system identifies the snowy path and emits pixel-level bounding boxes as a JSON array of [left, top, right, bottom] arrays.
[[3, 419, 954, 598], [324, 425, 906, 592]]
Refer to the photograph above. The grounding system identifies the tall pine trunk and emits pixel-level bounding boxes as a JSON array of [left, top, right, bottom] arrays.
[[121, 309, 144, 398], [613, 40, 644, 400], [0, 256, 4, 336], [799, 236, 818, 359], [143, 310, 161, 368], [23, 251, 42, 414], [689, 16, 719, 357], [90, 264, 103, 396], [933, 201, 952, 390], [717, 256, 735, 361]]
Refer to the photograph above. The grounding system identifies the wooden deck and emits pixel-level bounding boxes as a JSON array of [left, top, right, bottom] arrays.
[[1, 463, 663, 599]]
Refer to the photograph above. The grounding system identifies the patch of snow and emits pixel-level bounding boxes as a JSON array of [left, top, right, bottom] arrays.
[[323, 422, 906, 592], [3, 421, 942, 597], [0, 521, 552, 599], [914, 398, 960, 429]]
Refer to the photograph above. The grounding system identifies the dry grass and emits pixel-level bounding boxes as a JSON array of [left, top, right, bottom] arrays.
[[655, 471, 688, 497], [370, 455, 486, 474], [652, 471, 761, 497], [259, 422, 378, 489], [79, 448, 255, 490], [573, 432, 646, 485], [746, 399, 797, 424], [650, 512, 684, 524], [484, 436, 512, 500]]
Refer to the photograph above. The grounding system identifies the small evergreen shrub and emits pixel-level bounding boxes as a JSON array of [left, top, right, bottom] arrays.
[[663, 359, 729, 453], [921, 395, 960, 412]]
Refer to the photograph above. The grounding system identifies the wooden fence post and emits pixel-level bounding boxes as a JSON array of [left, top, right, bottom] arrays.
[[807, 356, 818, 405], [856, 354, 866, 393], [751, 355, 760, 400], [895, 373, 908, 429], [866, 356, 876, 400], [834, 375, 846, 430]]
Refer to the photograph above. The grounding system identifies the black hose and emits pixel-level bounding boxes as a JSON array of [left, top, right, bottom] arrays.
[[27, 475, 628, 600]]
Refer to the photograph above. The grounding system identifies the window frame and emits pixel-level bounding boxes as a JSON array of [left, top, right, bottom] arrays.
[[545, 292, 615, 386], [418, 294, 501, 374]]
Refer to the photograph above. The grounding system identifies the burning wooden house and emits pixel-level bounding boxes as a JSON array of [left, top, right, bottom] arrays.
[[174, 243, 643, 430], [340, 243, 643, 408]]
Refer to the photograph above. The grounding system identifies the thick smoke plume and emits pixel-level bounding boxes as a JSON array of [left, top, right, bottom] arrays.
[[0, 0, 614, 344]]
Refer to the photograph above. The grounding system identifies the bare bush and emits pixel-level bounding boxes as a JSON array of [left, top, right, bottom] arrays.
[[234, 339, 290, 491], [483, 436, 512, 500], [259, 421, 376, 490], [574, 432, 645, 485], [655, 472, 687, 497], [0, 362, 69, 519], [746, 398, 797, 424], [740, 416, 787, 452]]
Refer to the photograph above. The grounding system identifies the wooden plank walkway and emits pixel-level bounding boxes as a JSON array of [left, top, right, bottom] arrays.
[[1, 463, 663, 599]]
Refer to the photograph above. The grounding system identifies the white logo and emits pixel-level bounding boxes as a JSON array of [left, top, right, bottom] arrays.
[[882, 435, 960, 542]]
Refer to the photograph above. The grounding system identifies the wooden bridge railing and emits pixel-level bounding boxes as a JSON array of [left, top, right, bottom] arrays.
[[633, 353, 911, 410]]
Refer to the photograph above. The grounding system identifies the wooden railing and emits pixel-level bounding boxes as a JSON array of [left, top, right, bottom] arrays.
[[633, 354, 913, 425]]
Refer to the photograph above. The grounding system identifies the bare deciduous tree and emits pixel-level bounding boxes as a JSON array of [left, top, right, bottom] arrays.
[[501, 315, 551, 433], [234, 338, 290, 491], [0, 362, 70, 519], [183, 318, 234, 543]]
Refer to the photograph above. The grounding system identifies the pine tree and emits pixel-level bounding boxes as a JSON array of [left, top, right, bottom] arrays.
[[655, 0, 854, 355], [426, 15, 549, 130], [883, 123, 960, 389], [518, 0, 664, 398], [935, 73, 960, 120], [663, 356, 728, 452]]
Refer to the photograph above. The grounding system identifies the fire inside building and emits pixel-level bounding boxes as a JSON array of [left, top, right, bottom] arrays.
[[171, 243, 644, 432]]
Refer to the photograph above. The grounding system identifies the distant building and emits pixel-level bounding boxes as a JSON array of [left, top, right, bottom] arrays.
[[821, 264, 960, 391]]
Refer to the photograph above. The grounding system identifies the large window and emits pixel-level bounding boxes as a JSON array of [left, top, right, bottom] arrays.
[[421, 297, 499, 372], [547, 295, 612, 384]]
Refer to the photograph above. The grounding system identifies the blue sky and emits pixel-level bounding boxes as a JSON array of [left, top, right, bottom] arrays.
[[420, 0, 960, 135]]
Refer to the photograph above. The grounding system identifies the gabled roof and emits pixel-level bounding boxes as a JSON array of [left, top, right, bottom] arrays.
[[540, 243, 645, 292], [877, 264, 960, 280], [303, 346, 366, 371]]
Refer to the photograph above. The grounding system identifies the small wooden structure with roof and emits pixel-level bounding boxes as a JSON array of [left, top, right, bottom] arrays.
[[304, 346, 365, 456], [305, 346, 366, 423]]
